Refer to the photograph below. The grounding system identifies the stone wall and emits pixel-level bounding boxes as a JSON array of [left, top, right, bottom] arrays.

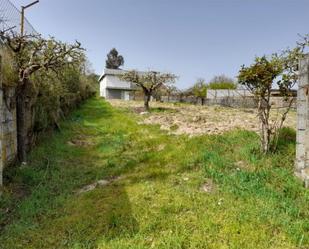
[[0, 54, 17, 186], [296, 54, 309, 187]]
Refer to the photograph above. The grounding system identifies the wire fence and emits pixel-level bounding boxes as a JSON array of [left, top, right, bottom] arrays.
[[0, 0, 37, 35]]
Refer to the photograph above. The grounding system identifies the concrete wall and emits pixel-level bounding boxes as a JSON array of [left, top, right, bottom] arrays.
[[207, 89, 253, 99], [107, 89, 122, 99], [99, 77, 107, 97], [295, 54, 309, 187], [0, 54, 18, 186], [99, 75, 133, 98], [161, 95, 295, 109]]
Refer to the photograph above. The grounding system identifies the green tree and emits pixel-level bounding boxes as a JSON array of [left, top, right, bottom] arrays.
[[238, 48, 303, 153], [192, 78, 207, 105], [105, 48, 124, 69], [121, 70, 177, 111], [208, 74, 236, 89]]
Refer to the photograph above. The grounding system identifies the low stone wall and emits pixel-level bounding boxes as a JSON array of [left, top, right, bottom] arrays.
[[0, 57, 17, 185]]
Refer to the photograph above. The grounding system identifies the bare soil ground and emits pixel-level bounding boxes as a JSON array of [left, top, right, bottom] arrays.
[[109, 100, 297, 136]]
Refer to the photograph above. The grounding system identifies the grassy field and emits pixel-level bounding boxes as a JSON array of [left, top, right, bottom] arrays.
[[0, 97, 308, 249]]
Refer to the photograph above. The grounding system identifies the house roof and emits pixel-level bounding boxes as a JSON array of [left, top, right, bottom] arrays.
[[98, 68, 128, 82], [98, 68, 154, 82]]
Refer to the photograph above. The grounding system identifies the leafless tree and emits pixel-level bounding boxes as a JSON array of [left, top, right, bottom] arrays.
[[121, 70, 177, 111], [0, 31, 84, 162]]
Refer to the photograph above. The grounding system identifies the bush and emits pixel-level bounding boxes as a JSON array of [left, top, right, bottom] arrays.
[[31, 63, 97, 132]]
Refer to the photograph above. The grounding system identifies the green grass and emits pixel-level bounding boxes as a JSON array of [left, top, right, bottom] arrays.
[[0, 97, 308, 249]]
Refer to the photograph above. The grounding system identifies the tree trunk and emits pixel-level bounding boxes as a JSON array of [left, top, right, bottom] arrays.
[[16, 80, 37, 163], [144, 93, 151, 111], [201, 98, 205, 106], [16, 85, 27, 162], [261, 121, 271, 153], [258, 97, 271, 154]]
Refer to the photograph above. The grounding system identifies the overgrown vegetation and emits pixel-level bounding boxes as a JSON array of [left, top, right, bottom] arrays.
[[31, 58, 97, 133], [238, 35, 309, 153], [0, 32, 97, 161], [0, 98, 308, 249]]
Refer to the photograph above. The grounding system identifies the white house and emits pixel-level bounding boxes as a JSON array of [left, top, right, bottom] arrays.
[[99, 69, 136, 100]]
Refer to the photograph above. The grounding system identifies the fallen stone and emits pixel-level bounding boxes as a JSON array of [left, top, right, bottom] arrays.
[[77, 183, 97, 194], [97, 179, 110, 186], [76, 179, 111, 194]]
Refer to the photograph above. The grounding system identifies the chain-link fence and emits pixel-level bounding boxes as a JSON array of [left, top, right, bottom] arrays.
[[0, 0, 37, 35]]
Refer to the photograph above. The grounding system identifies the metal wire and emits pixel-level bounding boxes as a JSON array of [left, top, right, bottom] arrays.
[[0, 0, 37, 35]]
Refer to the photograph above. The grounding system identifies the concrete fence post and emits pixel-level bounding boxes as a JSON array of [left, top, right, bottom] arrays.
[[0, 53, 3, 187], [295, 54, 309, 187]]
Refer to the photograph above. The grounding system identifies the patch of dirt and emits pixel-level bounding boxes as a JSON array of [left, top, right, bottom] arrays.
[[157, 144, 166, 151], [109, 100, 296, 136], [235, 161, 255, 172], [132, 107, 146, 113], [200, 179, 216, 193], [68, 135, 94, 147]]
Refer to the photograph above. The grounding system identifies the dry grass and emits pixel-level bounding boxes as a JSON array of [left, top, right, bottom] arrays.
[[109, 100, 297, 136]]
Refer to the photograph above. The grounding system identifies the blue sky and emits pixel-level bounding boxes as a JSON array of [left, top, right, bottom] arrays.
[[10, 0, 309, 89]]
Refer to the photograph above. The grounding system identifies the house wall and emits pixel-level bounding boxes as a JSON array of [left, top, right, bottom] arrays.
[[104, 75, 131, 90], [99, 77, 107, 97], [107, 89, 122, 99], [100, 75, 132, 99], [105, 89, 132, 100]]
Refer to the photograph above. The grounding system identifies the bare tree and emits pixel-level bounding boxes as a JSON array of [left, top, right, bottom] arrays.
[[153, 85, 179, 102], [0, 32, 84, 162], [121, 70, 177, 111]]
